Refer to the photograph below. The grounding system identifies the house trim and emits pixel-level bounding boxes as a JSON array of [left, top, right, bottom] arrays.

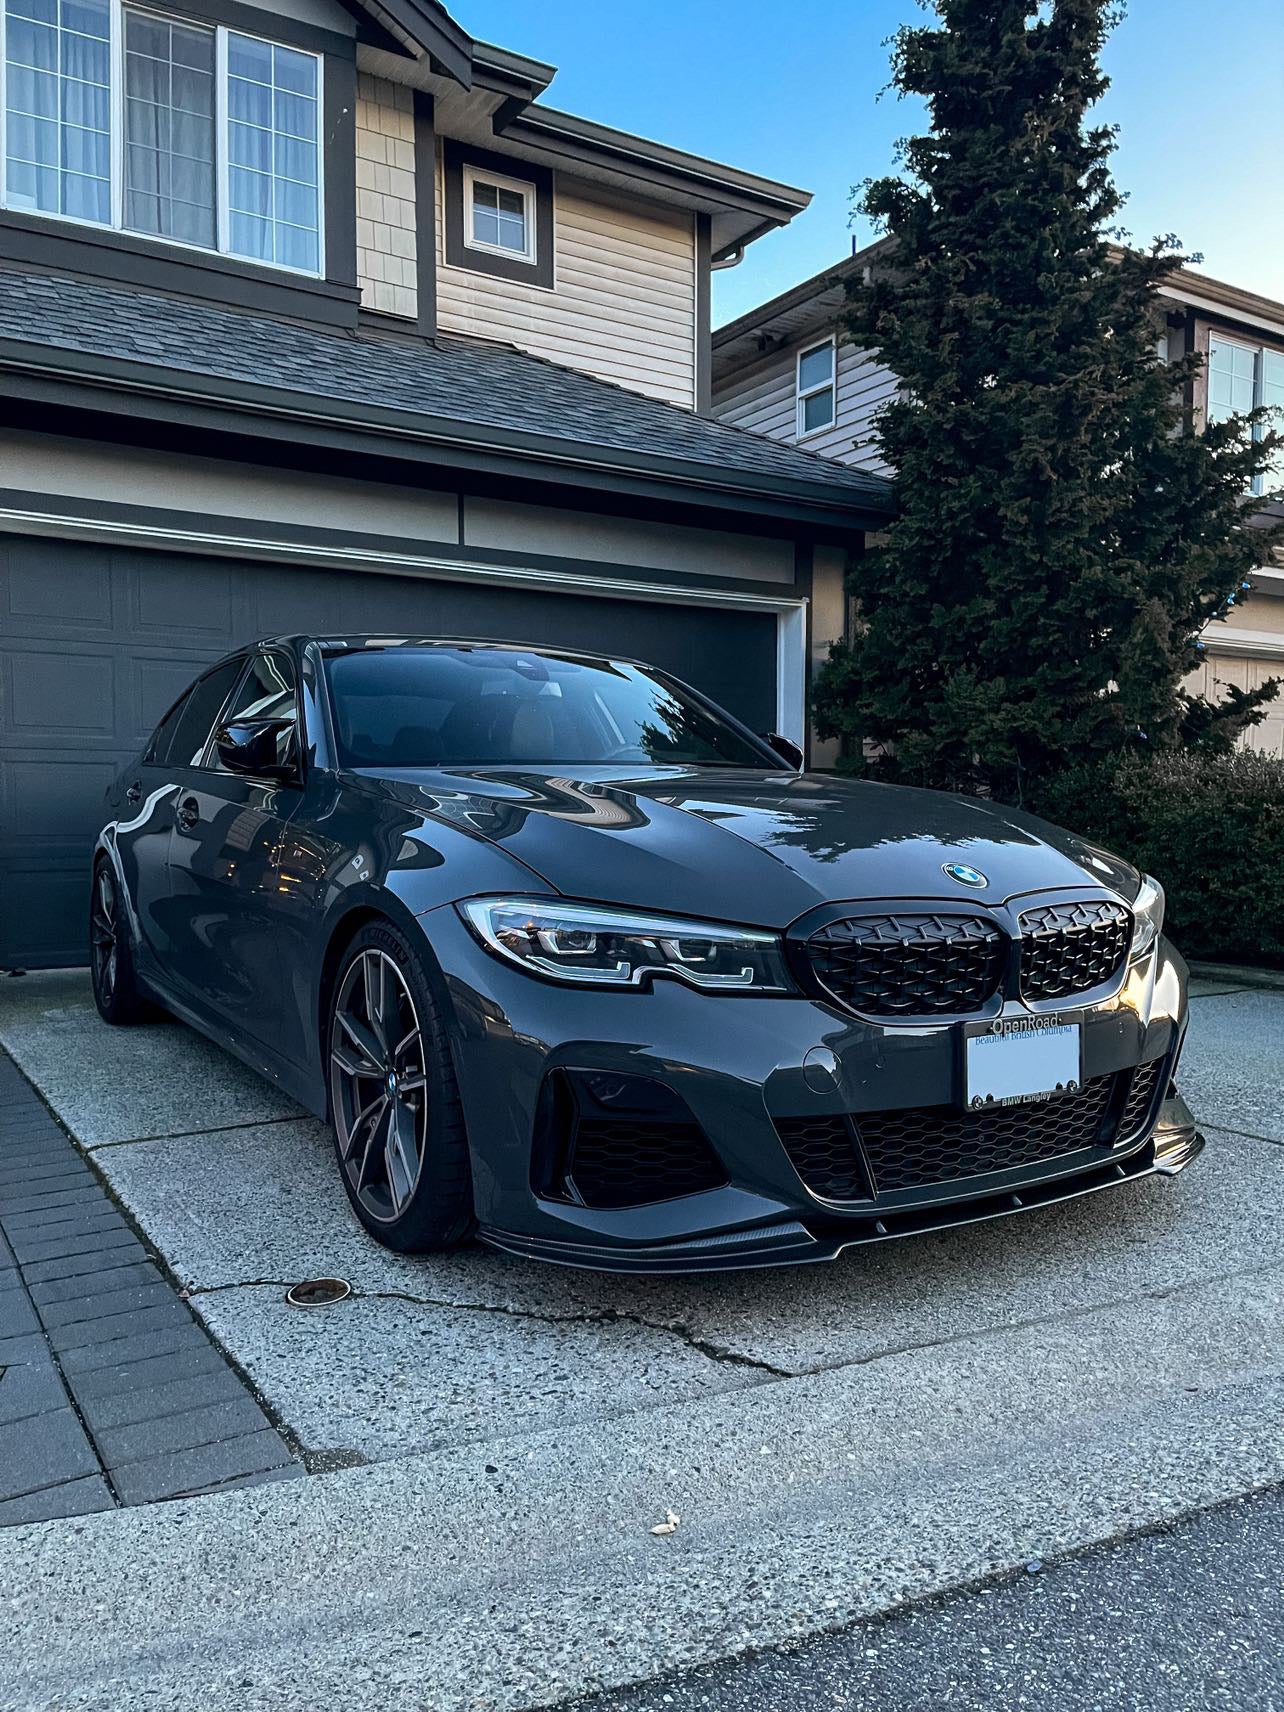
[[694, 213, 712, 414], [1200, 625, 1284, 660], [441, 141, 555, 290], [413, 91, 437, 336]]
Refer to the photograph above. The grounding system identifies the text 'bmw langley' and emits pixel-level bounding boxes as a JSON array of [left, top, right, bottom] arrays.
[[93, 638, 1203, 1272]]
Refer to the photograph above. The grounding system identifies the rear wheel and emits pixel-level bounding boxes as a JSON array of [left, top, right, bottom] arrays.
[[327, 921, 475, 1253], [89, 860, 149, 1025]]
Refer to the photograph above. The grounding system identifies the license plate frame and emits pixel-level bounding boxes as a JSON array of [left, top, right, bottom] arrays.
[[962, 1013, 1084, 1110]]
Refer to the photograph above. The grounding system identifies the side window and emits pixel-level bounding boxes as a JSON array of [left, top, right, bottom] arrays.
[[145, 689, 192, 765], [213, 650, 299, 772], [166, 658, 246, 770], [796, 338, 836, 437]]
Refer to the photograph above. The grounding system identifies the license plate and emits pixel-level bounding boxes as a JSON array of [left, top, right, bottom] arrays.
[[964, 1015, 1082, 1109]]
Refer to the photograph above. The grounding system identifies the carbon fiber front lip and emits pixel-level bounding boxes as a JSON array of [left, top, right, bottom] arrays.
[[477, 1113, 1205, 1275]]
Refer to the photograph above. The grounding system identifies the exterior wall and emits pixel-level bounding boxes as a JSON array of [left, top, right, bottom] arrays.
[[436, 155, 697, 409], [809, 544, 848, 768], [355, 75, 418, 321], [712, 336, 894, 473]]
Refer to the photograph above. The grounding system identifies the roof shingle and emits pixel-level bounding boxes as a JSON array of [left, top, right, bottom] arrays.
[[0, 267, 893, 511]]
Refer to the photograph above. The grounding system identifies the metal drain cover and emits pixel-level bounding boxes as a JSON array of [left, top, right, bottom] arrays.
[[285, 1277, 352, 1309]]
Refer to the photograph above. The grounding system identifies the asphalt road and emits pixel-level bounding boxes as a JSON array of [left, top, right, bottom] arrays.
[[572, 1485, 1284, 1712]]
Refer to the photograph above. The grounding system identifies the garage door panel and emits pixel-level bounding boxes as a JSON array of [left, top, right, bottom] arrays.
[[4, 861, 89, 970], [1, 535, 781, 968], [3, 755, 119, 840], [130, 553, 238, 640], [6, 650, 116, 739], [2, 538, 114, 628]]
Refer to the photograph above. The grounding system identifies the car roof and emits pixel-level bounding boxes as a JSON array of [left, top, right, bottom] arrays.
[[271, 635, 653, 671]]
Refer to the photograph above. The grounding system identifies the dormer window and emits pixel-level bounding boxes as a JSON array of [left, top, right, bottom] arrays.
[[1, 0, 322, 276], [796, 338, 836, 437], [465, 164, 534, 263], [443, 140, 553, 290]]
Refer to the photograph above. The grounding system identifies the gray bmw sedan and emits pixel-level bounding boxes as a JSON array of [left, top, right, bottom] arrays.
[[92, 636, 1202, 1272]]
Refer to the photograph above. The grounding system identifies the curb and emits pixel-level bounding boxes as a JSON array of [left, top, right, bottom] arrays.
[[1189, 961, 1284, 992]]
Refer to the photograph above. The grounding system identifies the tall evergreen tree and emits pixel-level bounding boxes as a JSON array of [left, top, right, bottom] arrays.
[[813, 0, 1281, 797]]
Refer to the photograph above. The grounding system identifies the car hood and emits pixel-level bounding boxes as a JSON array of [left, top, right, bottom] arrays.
[[360, 765, 1138, 929]]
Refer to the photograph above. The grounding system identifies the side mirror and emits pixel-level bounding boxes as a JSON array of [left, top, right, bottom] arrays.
[[762, 731, 804, 770], [215, 719, 296, 780]]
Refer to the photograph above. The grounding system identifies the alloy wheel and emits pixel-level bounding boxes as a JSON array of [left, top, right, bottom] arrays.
[[329, 949, 430, 1224], [91, 866, 119, 1008]]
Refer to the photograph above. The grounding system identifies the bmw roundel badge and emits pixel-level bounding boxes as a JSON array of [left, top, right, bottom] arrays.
[[943, 862, 988, 889]]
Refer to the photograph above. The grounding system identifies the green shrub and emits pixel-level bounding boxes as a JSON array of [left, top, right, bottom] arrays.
[[1031, 750, 1284, 966]]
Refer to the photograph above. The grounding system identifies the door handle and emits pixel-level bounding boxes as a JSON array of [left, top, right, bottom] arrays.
[[176, 795, 200, 831], [125, 780, 142, 805]]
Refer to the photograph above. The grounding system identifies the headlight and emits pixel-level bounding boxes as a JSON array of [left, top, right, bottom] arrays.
[[458, 896, 792, 992], [1130, 874, 1165, 960]]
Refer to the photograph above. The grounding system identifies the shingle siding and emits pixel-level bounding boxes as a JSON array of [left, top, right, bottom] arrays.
[[355, 75, 417, 322]]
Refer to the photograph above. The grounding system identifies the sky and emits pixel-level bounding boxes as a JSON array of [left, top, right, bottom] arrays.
[[467, 0, 1284, 325]]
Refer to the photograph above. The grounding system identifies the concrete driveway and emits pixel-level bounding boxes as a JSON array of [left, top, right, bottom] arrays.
[[0, 967, 1281, 1711]]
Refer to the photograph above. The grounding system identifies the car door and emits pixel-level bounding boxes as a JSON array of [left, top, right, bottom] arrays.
[[163, 649, 306, 1056], [116, 660, 245, 975]]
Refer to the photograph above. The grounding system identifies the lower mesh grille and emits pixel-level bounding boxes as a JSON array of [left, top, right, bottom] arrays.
[[1118, 1057, 1166, 1139], [778, 1069, 1145, 1202], [568, 1118, 727, 1209]]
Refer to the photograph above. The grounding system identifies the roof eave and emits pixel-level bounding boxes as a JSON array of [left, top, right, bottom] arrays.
[[0, 343, 891, 529]]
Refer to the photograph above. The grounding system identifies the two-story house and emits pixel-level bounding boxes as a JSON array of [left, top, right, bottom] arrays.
[[712, 242, 1284, 758], [0, 0, 893, 970]]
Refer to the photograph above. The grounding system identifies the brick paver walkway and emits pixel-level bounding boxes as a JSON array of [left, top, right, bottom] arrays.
[[0, 1044, 301, 1523]]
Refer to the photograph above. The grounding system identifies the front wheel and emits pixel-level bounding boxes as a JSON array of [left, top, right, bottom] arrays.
[[90, 860, 149, 1025], [327, 921, 475, 1253]]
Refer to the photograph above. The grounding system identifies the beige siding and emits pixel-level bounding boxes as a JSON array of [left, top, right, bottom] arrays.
[[1186, 651, 1284, 757], [712, 337, 895, 474], [355, 75, 417, 321], [436, 156, 697, 409]]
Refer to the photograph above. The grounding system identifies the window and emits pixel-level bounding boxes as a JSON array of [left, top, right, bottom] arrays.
[[1, 0, 322, 274], [212, 649, 298, 772], [1208, 334, 1284, 497], [145, 683, 192, 764], [322, 646, 775, 771], [165, 656, 244, 768], [463, 163, 534, 264], [797, 338, 836, 437]]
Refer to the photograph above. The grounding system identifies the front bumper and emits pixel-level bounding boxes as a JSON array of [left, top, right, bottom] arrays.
[[422, 904, 1202, 1275]]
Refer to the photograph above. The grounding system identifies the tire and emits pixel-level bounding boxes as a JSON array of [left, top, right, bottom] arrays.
[[326, 920, 475, 1253], [89, 859, 150, 1026]]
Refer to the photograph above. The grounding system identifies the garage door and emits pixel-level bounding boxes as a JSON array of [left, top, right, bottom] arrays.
[[0, 534, 780, 969]]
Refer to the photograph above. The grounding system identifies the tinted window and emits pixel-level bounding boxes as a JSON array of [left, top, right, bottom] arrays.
[[146, 689, 192, 765], [166, 658, 246, 769], [212, 651, 299, 772], [323, 646, 775, 771]]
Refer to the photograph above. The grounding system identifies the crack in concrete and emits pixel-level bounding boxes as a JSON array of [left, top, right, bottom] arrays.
[[188, 1259, 1284, 1392], [187, 1277, 794, 1378]]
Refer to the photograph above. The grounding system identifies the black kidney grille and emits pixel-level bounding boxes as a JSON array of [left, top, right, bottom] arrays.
[[778, 1072, 1124, 1202], [568, 1119, 727, 1209], [802, 913, 1006, 1017], [1018, 899, 1131, 1000]]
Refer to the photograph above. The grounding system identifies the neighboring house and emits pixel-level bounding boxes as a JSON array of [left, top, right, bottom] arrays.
[[712, 242, 1284, 759], [0, 0, 893, 971]]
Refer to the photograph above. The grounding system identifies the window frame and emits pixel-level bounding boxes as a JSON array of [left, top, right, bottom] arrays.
[[461, 159, 535, 266], [0, 0, 325, 278], [796, 336, 837, 440], [1207, 332, 1284, 498], [160, 653, 247, 771]]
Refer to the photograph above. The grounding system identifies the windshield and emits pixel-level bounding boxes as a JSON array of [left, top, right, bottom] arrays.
[[322, 645, 777, 771]]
